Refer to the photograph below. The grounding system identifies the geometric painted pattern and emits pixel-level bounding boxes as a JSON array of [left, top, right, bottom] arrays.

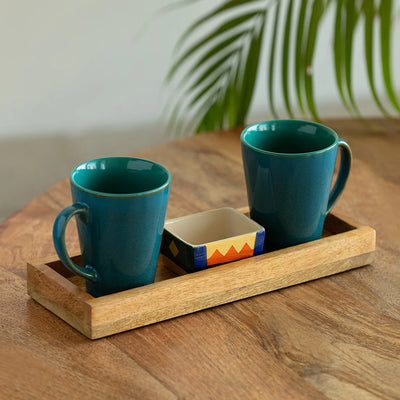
[[206, 233, 256, 266], [161, 227, 265, 273], [169, 240, 179, 257]]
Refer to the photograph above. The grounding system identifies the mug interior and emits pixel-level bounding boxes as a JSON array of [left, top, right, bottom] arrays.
[[242, 120, 338, 155], [71, 157, 171, 196]]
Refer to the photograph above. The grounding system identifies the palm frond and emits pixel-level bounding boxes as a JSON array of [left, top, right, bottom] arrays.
[[164, 0, 400, 136], [379, 0, 400, 112], [268, 0, 331, 120], [174, 0, 262, 50], [362, 0, 390, 115], [165, 0, 267, 135], [267, 1, 281, 118], [281, 0, 295, 118], [294, 0, 309, 117], [303, 0, 328, 120], [344, 0, 362, 115], [166, 11, 260, 82], [234, 14, 265, 125], [333, 0, 351, 112]]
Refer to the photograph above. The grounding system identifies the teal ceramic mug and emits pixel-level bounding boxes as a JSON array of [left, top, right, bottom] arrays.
[[241, 120, 352, 251], [53, 157, 171, 297]]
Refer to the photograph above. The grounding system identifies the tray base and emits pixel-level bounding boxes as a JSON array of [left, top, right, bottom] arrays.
[[27, 211, 376, 339]]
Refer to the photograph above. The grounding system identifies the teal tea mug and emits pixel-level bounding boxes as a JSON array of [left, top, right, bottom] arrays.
[[53, 157, 171, 297], [241, 120, 352, 251]]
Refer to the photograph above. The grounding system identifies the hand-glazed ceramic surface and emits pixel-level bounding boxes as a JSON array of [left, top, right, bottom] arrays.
[[53, 157, 171, 297], [161, 207, 265, 272], [241, 120, 352, 251]]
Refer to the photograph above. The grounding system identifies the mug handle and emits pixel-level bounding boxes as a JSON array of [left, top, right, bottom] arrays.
[[326, 139, 352, 214], [53, 203, 99, 282]]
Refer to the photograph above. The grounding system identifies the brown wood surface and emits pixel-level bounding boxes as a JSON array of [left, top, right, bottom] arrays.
[[1, 118, 399, 399], [26, 213, 376, 340]]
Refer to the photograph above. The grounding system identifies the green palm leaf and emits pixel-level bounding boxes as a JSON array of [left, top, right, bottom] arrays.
[[174, 0, 263, 50], [362, 0, 390, 116], [333, 0, 354, 113], [166, 10, 262, 82], [164, 0, 400, 135], [303, 0, 328, 120], [235, 14, 266, 125], [379, 0, 400, 112], [267, 1, 281, 118], [165, 0, 267, 135], [294, 0, 309, 117], [281, 0, 295, 118], [344, 0, 361, 115]]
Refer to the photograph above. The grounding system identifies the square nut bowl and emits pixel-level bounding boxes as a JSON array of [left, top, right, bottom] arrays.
[[160, 207, 265, 272]]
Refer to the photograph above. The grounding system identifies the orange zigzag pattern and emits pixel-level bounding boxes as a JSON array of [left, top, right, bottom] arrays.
[[207, 242, 253, 266]]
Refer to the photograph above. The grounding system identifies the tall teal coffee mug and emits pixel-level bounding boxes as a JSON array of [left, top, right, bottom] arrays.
[[241, 120, 352, 251], [53, 157, 171, 297]]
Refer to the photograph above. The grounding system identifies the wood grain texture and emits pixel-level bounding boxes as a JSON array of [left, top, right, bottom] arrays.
[[1, 118, 400, 399], [26, 213, 375, 339]]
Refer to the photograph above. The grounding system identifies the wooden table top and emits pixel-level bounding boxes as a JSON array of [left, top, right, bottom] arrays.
[[1, 118, 399, 399]]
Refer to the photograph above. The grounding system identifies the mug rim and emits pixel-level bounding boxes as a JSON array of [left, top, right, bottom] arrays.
[[241, 119, 339, 157], [70, 156, 171, 198]]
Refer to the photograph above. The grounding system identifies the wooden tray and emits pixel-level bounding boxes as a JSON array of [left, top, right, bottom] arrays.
[[27, 210, 376, 340]]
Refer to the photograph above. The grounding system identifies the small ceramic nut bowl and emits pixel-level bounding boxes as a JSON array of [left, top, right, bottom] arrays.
[[160, 207, 265, 273]]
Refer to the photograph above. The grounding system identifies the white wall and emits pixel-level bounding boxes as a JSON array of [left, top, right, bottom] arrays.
[[0, 0, 209, 140], [0, 0, 398, 141]]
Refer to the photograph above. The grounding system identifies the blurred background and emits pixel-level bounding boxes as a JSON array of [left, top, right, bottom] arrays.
[[0, 0, 399, 221]]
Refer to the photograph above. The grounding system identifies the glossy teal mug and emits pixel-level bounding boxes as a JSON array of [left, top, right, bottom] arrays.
[[53, 157, 171, 297], [241, 120, 352, 251]]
